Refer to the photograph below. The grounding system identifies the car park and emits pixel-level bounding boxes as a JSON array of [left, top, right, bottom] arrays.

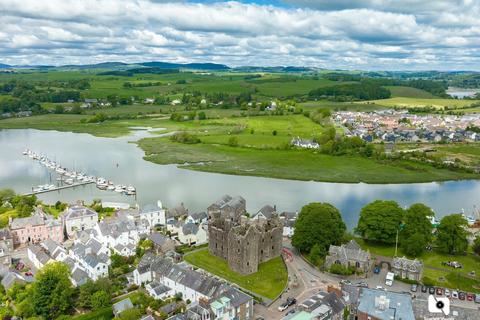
[[452, 290, 459, 299], [445, 289, 450, 297], [428, 287, 435, 294], [459, 292, 466, 300], [410, 284, 418, 292], [421, 285, 427, 293], [436, 287, 443, 295]]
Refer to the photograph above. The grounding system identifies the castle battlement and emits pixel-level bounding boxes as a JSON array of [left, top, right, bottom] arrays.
[[207, 195, 283, 275]]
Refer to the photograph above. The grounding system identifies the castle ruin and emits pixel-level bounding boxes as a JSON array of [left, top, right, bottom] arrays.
[[207, 195, 283, 275]]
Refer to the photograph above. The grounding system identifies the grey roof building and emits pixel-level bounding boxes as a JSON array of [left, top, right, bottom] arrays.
[[253, 204, 277, 219], [357, 288, 415, 320], [391, 256, 423, 281], [62, 204, 98, 238], [113, 298, 134, 316], [148, 232, 175, 254], [1, 272, 25, 290], [325, 240, 372, 273]]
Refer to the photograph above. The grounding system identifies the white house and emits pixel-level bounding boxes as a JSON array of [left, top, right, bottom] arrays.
[[140, 201, 167, 227], [146, 281, 174, 300], [185, 212, 208, 225], [69, 237, 110, 281], [41, 238, 68, 261], [177, 222, 207, 246], [27, 244, 53, 269], [62, 203, 98, 238], [94, 216, 140, 256]]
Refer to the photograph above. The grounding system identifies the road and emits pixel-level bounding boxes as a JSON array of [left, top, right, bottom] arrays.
[[253, 240, 479, 319]]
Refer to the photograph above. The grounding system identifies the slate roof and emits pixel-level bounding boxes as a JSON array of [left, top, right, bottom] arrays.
[[71, 267, 89, 286], [1, 272, 24, 290], [255, 205, 276, 219], [28, 244, 52, 265], [167, 203, 188, 218], [392, 256, 423, 273], [140, 316, 156, 320], [10, 211, 48, 229], [63, 205, 98, 220], [98, 217, 137, 239], [328, 240, 370, 264], [141, 202, 162, 213], [280, 211, 297, 220], [189, 211, 207, 221], [41, 239, 65, 259], [148, 232, 173, 247], [216, 287, 252, 308], [113, 298, 134, 315], [182, 222, 199, 235]]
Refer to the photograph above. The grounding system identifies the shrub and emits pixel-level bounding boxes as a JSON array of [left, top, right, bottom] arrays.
[[170, 132, 201, 144], [329, 264, 356, 275]]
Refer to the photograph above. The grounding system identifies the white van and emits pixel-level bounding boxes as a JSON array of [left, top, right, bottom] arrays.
[[385, 272, 394, 286]]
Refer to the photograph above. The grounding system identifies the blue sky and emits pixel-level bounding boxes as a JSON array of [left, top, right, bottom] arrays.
[[0, 0, 479, 70]]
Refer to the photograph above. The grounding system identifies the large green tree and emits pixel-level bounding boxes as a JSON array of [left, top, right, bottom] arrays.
[[400, 203, 434, 256], [30, 262, 74, 319], [356, 200, 404, 244], [292, 202, 346, 255], [436, 214, 469, 254]]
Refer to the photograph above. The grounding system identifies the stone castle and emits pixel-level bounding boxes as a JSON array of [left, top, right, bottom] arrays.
[[207, 195, 283, 275]]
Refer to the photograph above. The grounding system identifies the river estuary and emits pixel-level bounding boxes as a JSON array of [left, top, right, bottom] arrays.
[[1, 128, 479, 229]]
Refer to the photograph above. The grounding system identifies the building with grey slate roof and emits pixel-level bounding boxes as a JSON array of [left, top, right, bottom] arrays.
[[325, 240, 372, 274], [94, 215, 140, 256], [148, 232, 175, 255], [298, 290, 346, 320], [1, 272, 25, 290], [0, 228, 13, 270], [113, 298, 134, 316], [62, 203, 98, 238], [69, 237, 110, 281], [10, 207, 63, 246], [252, 204, 277, 220], [391, 256, 423, 281], [27, 244, 52, 269]]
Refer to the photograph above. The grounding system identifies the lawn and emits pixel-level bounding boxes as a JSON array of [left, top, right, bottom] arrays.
[[183, 248, 287, 300], [356, 238, 480, 293], [71, 307, 113, 320]]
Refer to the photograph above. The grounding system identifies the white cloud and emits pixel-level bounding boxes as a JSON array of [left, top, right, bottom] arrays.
[[0, 0, 478, 70]]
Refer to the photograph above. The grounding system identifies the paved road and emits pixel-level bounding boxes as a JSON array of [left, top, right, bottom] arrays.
[[253, 240, 479, 319]]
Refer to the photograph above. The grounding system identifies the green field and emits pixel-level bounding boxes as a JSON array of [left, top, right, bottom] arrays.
[[385, 86, 437, 99], [363, 97, 480, 109], [71, 307, 113, 320], [184, 248, 287, 300]]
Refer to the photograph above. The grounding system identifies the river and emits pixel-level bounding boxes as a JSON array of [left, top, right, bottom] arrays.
[[1, 128, 479, 229]]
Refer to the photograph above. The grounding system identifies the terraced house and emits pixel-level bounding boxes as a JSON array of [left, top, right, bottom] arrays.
[[10, 207, 63, 246], [62, 202, 98, 238]]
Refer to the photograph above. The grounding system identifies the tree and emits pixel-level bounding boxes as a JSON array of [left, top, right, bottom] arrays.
[[30, 262, 74, 319], [91, 290, 111, 310], [54, 105, 65, 114], [401, 232, 426, 257], [400, 203, 433, 256], [117, 308, 142, 320], [436, 214, 469, 254], [198, 111, 206, 120], [356, 200, 404, 244], [292, 202, 346, 254], [473, 235, 480, 255]]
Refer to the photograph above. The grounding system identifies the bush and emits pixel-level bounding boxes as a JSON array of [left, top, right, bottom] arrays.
[[228, 136, 239, 147], [422, 276, 435, 286], [170, 132, 201, 144], [329, 264, 356, 275]]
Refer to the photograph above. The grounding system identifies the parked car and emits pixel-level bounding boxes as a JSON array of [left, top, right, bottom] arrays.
[[421, 285, 428, 293], [429, 287, 435, 294], [445, 289, 450, 297], [374, 266, 381, 274], [278, 302, 289, 312], [24, 271, 33, 276], [286, 297, 297, 307], [474, 294, 480, 304], [459, 292, 466, 300], [285, 309, 296, 316], [442, 261, 463, 268], [411, 284, 418, 292], [376, 285, 386, 291], [356, 282, 369, 288], [436, 287, 443, 295], [452, 290, 459, 299], [467, 293, 474, 301]]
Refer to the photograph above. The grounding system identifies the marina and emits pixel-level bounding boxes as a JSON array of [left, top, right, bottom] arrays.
[[22, 149, 137, 197]]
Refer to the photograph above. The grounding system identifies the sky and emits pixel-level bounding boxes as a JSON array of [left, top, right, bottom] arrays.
[[0, 0, 479, 70]]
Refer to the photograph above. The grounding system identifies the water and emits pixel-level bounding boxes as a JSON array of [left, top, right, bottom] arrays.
[[1, 129, 480, 229], [446, 87, 479, 99]]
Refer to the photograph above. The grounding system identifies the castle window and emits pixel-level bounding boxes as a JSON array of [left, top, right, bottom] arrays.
[[260, 250, 263, 255], [272, 246, 274, 250], [247, 262, 249, 266]]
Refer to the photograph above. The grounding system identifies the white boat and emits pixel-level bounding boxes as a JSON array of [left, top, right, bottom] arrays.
[[33, 187, 43, 193], [114, 185, 125, 193], [107, 185, 115, 191], [47, 184, 56, 190], [65, 178, 74, 185], [127, 186, 136, 192], [22, 150, 28, 155]]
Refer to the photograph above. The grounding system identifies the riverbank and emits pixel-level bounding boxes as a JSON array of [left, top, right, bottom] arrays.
[[139, 137, 478, 184], [1, 113, 479, 183]]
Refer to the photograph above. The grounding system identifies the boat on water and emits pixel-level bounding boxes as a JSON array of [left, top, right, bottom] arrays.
[[65, 178, 74, 185], [107, 185, 115, 191], [114, 185, 125, 193]]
